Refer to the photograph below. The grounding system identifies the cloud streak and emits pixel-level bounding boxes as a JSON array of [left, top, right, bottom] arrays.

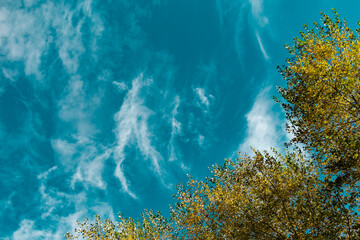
[[168, 96, 181, 162], [255, 31, 269, 60]]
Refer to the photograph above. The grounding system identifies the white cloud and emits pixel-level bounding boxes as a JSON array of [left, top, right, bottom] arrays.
[[38, 184, 61, 219], [198, 135, 205, 147], [195, 87, 214, 112], [113, 81, 128, 92], [239, 88, 285, 154], [11, 186, 84, 239], [20, 163, 116, 239], [56, 74, 103, 143], [168, 96, 181, 162], [0, 0, 104, 82], [37, 166, 58, 180], [0, 6, 46, 79], [1, 1, 113, 239], [53, 9, 84, 75], [196, 88, 210, 107], [112, 74, 165, 198], [255, 31, 269, 60], [51, 139, 77, 165], [71, 148, 112, 190], [23, 0, 40, 8], [249, 0, 268, 26], [171, 96, 181, 135], [12, 220, 54, 240], [53, 65, 109, 191], [51, 0, 103, 75], [37, 166, 65, 219], [57, 77, 94, 132], [114, 162, 137, 199], [11, 191, 112, 240], [52, 136, 111, 190], [2, 67, 19, 82], [166, 95, 190, 174]]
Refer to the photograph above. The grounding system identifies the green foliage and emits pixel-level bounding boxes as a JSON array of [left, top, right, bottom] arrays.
[[277, 9, 360, 186]]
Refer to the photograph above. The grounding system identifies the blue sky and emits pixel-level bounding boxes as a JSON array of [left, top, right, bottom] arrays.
[[0, 0, 359, 239]]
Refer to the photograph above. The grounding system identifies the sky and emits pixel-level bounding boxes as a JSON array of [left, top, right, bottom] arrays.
[[0, 0, 359, 239]]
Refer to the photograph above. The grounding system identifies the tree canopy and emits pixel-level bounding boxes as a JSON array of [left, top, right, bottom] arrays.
[[171, 151, 359, 239], [277, 10, 360, 186], [66, 10, 360, 240]]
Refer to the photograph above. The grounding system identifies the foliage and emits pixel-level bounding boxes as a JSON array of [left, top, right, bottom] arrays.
[[65, 210, 174, 240], [277, 9, 360, 186], [171, 150, 360, 239]]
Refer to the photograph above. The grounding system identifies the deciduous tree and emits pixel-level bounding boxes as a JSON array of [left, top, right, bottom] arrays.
[[277, 10, 360, 186]]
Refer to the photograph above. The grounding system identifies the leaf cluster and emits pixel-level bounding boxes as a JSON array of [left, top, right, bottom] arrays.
[[66, 210, 174, 240]]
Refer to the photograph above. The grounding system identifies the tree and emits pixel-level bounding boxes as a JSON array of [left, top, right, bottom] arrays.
[[277, 10, 360, 186], [171, 150, 360, 239], [67, 151, 360, 239]]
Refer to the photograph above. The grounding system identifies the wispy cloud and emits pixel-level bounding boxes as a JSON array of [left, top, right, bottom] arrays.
[[52, 0, 103, 75], [51, 136, 111, 190], [37, 166, 60, 219], [12, 165, 116, 240], [11, 168, 78, 240], [12, 190, 113, 240], [12, 220, 54, 240], [51, 139, 77, 166], [72, 147, 112, 190], [196, 88, 210, 107], [239, 88, 286, 154], [255, 30, 270, 60], [249, 0, 268, 26], [0, 6, 46, 79], [52, 72, 111, 191], [58, 76, 99, 135], [197, 135, 205, 147], [113, 74, 165, 198], [22, 0, 40, 8], [0, 0, 104, 82], [194, 87, 214, 113], [0, 0, 177, 238], [168, 96, 181, 162], [113, 81, 129, 92]]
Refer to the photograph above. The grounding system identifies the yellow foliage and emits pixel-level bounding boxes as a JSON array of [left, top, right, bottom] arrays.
[[278, 10, 360, 186], [171, 150, 360, 239]]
